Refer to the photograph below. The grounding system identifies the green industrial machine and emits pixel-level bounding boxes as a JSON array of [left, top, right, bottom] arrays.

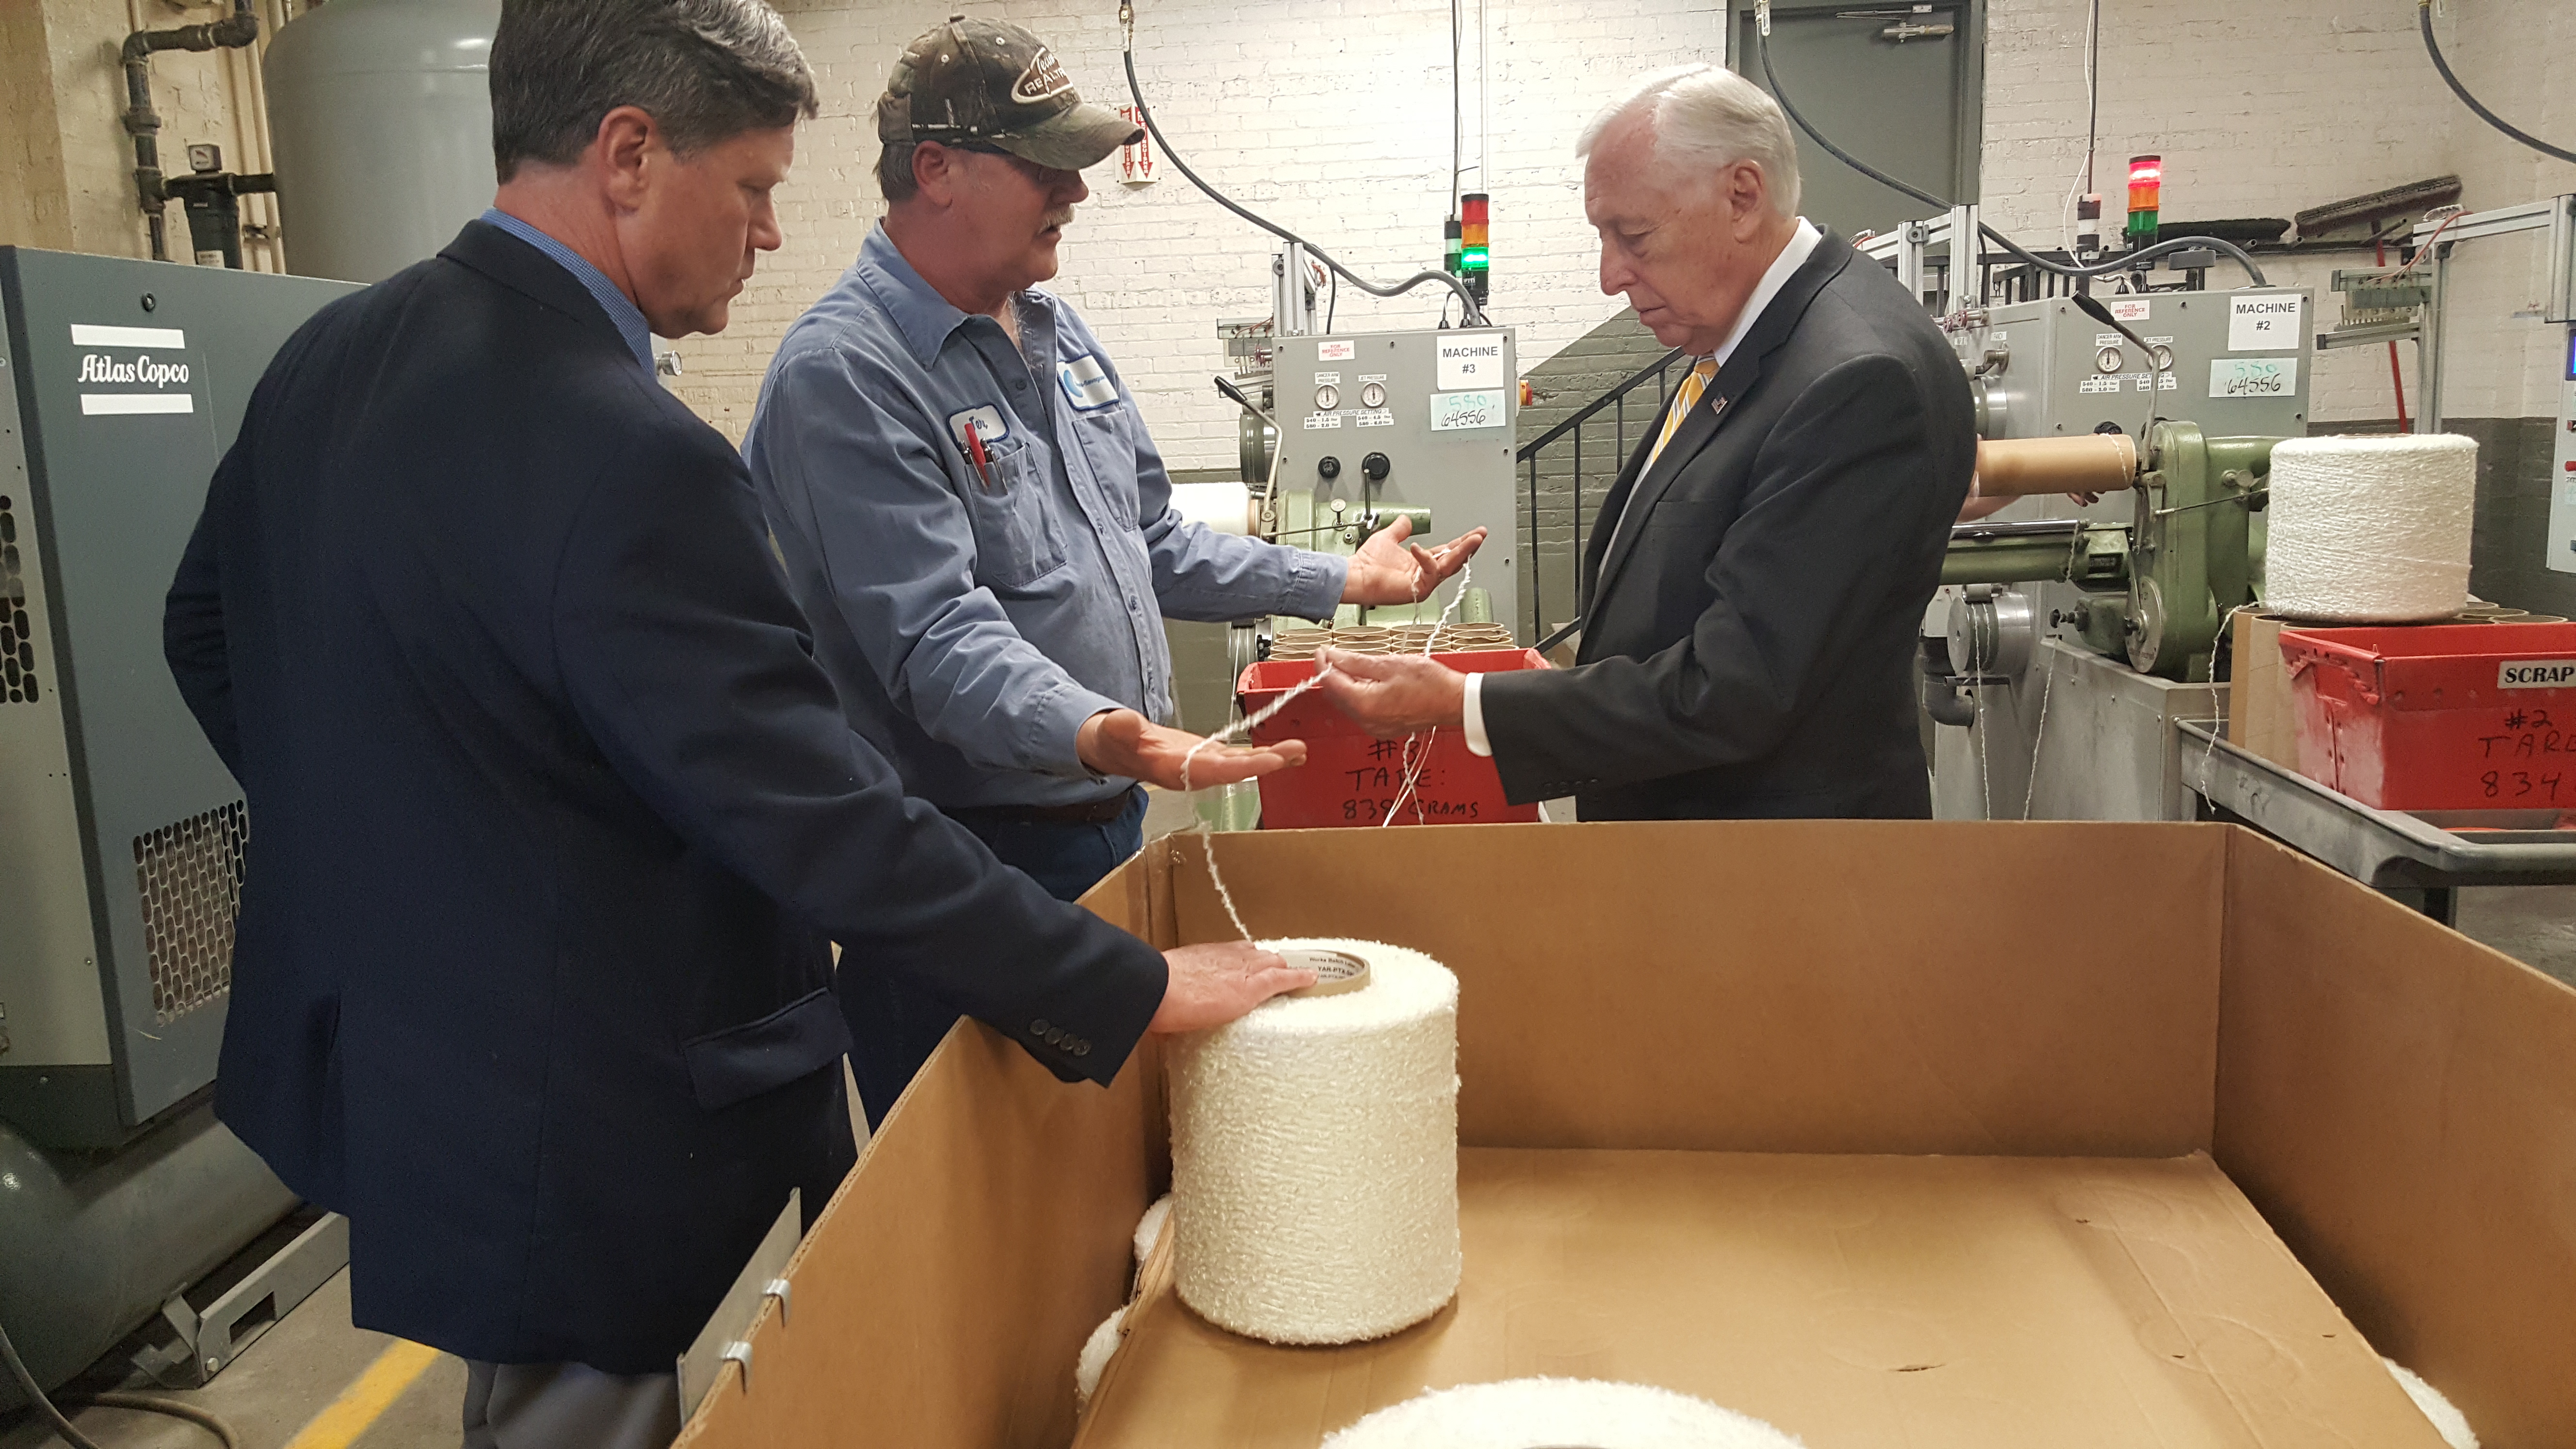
[[1943, 421, 2277, 685]]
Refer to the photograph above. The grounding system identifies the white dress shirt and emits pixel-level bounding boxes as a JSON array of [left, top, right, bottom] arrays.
[[1463, 217, 1823, 757]]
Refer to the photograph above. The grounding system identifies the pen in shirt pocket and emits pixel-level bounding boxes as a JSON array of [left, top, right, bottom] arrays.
[[960, 419, 997, 492]]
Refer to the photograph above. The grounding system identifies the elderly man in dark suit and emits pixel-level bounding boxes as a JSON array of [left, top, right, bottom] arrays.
[[161, 1, 1307, 1444], [1320, 62, 1975, 821]]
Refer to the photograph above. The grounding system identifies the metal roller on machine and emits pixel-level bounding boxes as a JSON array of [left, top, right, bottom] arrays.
[[1945, 422, 2273, 683]]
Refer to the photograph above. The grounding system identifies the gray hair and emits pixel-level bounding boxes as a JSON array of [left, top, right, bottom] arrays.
[[876, 143, 922, 203], [1577, 63, 1802, 219], [491, 0, 819, 183]]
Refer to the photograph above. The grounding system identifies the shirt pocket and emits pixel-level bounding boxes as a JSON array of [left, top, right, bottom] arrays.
[[963, 437, 1070, 589]]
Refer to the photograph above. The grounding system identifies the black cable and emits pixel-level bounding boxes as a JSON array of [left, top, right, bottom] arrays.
[[1751, 13, 2269, 286], [1450, 0, 1464, 215], [1325, 266, 1338, 332], [3, 1308, 240, 1449], [1119, 1, 1487, 325], [2417, 1, 2576, 165], [2083, 0, 2099, 193]]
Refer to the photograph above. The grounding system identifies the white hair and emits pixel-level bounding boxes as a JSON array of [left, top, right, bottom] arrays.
[[1577, 63, 1802, 219]]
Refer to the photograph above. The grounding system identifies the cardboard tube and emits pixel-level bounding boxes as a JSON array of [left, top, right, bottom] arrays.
[[1973, 435, 2139, 499]]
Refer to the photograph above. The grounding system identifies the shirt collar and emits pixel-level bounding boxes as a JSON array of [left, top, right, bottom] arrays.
[[478, 209, 655, 373], [1706, 216, 1824, 371], [857, 224, 1052, 369]]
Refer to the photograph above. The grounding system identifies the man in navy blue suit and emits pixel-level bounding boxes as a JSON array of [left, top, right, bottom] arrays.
[[162, 2, 1309, 1444]]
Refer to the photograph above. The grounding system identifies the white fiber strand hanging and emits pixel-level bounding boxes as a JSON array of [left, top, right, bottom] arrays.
[[2265, 434, 2477, 624], [1167, 938, 1461, 1344], [1320, 1377, 1808, 1449]]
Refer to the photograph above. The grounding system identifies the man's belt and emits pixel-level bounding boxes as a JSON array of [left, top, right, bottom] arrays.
[[941, 789, 1139, 827]]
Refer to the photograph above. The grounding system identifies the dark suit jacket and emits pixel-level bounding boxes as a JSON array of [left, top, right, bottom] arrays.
[[1484, 230, 1974, 820], [162, 221, 1165, 1372]]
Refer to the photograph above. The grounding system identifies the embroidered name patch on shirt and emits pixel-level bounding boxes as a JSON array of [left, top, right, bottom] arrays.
[[1059, 354, 1119, 411], [947, 403, 1011, 448]]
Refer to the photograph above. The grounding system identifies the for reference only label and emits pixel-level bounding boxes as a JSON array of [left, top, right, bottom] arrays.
[[2500, 660, 2576, 689], [2227, 293, 2302, 351], [2210, 356, 2300, 398], [2109, 298, 2152, 323], [1317, 340, 1356, 362], [1434, 332, 1507, 391], [1430, 390, 1507, 431]]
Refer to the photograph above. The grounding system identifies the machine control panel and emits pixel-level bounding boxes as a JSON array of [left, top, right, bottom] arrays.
[[1271, 328, 1522, 628]]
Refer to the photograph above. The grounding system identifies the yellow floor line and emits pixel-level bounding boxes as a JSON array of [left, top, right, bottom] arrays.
[[280, 1338, 444, 1449]]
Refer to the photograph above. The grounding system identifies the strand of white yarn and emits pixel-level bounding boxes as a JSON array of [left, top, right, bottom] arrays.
[[1381, 558, 1473, 827], [1179, 558, 1475, 939]]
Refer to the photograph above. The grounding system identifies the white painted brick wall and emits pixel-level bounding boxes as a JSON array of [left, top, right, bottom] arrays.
[[671, 0, 1727, 448], [673, 0, 2576, 444]]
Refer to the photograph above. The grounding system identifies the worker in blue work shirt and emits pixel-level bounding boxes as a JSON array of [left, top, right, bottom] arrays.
[[742, 15, 1484, 1117]]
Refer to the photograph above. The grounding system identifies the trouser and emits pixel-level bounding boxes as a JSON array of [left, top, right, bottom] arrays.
[[841, 787, 1148, 1128], [462, 1359, 679, 1449]]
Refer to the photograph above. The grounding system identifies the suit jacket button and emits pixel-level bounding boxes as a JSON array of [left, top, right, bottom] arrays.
[[1033, 1019, 1051, 1035], [1075, 1041, 1091, 1057]]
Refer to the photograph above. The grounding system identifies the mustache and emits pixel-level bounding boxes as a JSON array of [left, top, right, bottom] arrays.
[[1041, 209, 1076, 232]]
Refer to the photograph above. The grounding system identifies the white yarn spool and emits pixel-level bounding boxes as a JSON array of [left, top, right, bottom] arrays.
[[1320, 1377, 1807, 1449], [2265, 434, 2477, 623], [1167, 937, 1460, 1344], [1171, 481, 1255, 535], [2383, 1358, 2479, 1449]]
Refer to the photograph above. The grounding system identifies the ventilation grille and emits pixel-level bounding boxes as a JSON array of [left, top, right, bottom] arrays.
[[1, 494, 39, 704], [135, 801, 248, 1024]]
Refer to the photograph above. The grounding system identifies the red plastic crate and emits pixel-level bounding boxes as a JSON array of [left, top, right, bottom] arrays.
[[1236, 650, 1545, 828], [2281, 621, 2576, 811]]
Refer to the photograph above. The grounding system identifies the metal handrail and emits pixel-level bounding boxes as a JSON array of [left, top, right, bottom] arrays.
[[1515, 345, 1686, 461], [1516, 344, 1686, 644]]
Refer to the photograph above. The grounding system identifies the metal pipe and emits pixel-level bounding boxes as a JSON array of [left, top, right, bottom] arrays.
[[121, 0, 261, 261]]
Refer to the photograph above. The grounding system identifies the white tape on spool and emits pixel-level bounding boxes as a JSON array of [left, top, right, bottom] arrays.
[[1171, 481, 1255, 536], [1168, 937, 1459, 1344], [2265, 434, 2477, 624], [1320, 1377, 1808, 1449]]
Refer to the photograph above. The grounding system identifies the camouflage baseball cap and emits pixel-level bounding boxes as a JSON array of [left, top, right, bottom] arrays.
[[877, 16, 1143, 171]]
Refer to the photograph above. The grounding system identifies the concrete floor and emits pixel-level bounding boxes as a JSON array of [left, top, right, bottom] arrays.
[[7, 842, 2569, 1449]]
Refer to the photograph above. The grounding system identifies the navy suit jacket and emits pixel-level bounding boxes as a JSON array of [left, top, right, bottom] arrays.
[[1483, 232, 1975, 820], [163, 220, 1166, 1372]]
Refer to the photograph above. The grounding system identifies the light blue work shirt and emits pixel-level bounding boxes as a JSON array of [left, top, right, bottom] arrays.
[[743, 225, 1348, 810], [477, 208, 654, 372]]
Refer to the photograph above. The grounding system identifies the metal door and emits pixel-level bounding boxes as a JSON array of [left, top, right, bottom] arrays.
[[1730, 1, 1983, 238]]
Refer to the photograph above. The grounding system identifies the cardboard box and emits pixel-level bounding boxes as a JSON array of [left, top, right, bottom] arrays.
[[674, 822, 2576, 1449], [2231, 611, 2301, 771]]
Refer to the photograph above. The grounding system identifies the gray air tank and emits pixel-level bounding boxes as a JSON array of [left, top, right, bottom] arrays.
[[265, 0, 501, 284]]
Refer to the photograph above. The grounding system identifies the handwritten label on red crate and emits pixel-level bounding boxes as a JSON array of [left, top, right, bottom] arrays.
[[2471, 705, 2575, 802], [1332, 738, 1492, 825]]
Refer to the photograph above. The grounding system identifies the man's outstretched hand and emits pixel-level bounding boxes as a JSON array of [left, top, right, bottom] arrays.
[[1077, 708, 1305, 791], [1342, 515, 1488, 606], [1311, 646, 1470, 739], [1150, 940, 1317, 1033]]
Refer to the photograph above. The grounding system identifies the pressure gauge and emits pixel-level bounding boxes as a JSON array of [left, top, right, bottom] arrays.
[[2095, 345, 2125, 374], [1359, 381, 1387, 409], [2148, 344, 2176, 372], [1314, 383, 1340, 410]]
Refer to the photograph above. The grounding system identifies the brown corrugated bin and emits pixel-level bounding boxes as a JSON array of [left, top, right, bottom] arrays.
[[673, 821, 2576, 1449]]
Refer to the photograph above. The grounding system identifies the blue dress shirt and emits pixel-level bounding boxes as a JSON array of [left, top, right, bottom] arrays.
[[743, 225, 1347, 809], [479, 208, 655, 372]]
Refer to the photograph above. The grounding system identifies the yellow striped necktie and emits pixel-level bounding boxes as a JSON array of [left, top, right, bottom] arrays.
[[1642, 357, 1718, 476]]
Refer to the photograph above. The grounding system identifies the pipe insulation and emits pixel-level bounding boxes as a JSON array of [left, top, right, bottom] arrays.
[[1972, 434, 2139, 499], [1167, 938, 1460, 1345], [1320, 1377, 1807, 1449], [2264, 434, 2477, 624]]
